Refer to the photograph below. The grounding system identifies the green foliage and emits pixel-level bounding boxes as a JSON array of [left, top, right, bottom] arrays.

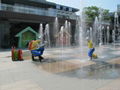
[[84, 6, 99, 22], [102, 10, 110, 21], [84, 6, 110, 25]]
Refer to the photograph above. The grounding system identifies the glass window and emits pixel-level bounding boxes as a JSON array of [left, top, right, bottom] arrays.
[[60, 6, 63, 10], [56, 5, 60, 9], [63, 7, 66, 11], [117, 5, 120, 12], [69, 8, 72, 12]]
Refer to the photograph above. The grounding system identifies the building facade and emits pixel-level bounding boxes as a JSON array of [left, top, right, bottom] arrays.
[[0, 0, 79, 48], [117, 5, 120, 13]]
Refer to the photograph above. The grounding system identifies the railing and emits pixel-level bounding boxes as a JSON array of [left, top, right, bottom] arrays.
[[0, 3, 57, 17]]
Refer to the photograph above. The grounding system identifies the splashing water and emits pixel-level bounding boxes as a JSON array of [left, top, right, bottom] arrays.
[[45, 24, 51, 48], [38, 23, 44, 42]]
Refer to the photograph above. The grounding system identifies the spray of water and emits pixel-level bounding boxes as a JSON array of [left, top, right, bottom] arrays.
[[45, 24, 51, 48], [113, 12, 119, 48], [38, 23, 44, 42], [93, 17, 99, 46], [107, 26, 110, 45], [54, 17, 59, 47]]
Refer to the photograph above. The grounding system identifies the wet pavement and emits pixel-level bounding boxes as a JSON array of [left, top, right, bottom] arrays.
[[0, 45, 120, 90], [56, 60, 120, 79], [50, 45, 120, 80], [29, 45, 120, 80]]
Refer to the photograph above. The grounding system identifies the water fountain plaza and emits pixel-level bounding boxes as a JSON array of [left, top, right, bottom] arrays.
[[21, 12, 120, 85], [22, 10, 120, 76], [21, 8, 120, 63], [0, 0, 120, 89], [0, 11, 120, 90]]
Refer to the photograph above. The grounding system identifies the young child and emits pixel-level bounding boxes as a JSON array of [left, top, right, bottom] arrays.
[[87, 38, 95, 60], [29, 40, 45, 61]]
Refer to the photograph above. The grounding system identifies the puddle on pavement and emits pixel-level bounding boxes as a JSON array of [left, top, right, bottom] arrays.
[[56, 61, 120, 79]]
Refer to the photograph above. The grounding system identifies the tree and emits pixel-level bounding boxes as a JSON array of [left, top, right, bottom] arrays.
[[83, 6, 110, 26]]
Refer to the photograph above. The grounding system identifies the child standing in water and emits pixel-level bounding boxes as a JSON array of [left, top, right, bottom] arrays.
[[86, 38, 95, 60]]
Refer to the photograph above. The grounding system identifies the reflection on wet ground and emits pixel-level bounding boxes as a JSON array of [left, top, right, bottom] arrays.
[[56, 60, 120, 79], [32, 45, 120, 79]]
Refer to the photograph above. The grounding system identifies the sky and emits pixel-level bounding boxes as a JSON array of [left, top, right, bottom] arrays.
[[47, 0, 120, 13]]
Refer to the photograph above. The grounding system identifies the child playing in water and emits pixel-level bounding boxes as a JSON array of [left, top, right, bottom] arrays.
[[28, 39, 46, 61], [86, 38, 96, 60]]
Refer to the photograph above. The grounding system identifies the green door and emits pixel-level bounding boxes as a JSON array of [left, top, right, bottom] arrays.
[[21, 31, 36, 48]]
